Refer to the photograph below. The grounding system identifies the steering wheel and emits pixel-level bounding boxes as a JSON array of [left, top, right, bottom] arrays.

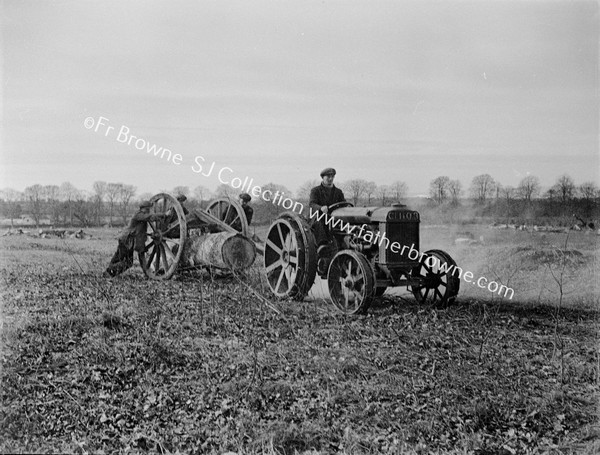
[[327, 201, 354, 212]]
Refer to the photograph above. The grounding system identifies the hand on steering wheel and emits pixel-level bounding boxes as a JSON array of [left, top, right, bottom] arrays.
[[327, 201, 354, 212]]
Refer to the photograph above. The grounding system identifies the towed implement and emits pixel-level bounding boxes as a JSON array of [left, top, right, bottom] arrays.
[[138, 193, 256, 280]]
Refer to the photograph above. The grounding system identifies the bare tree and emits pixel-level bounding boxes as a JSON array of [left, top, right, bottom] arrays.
[[60, 182, 79, 226], [578, 181, 599, 218], [517, 175, 541, 203], [173, 186, 190, 198], [296, 179, 319, 201], [343, 179, 369, 205], [44, 185, 61, 225], [214, 184, 239, 199], [92, 181, 107, 226], [389, 181, 408, 203], [501, 186, 515, 224], [118, 185, 137, 224], [501, 186, 515, 201], [429, 176, 451, 204], [258, 183, 291, 222], [376, 184, 390, 206], [545, 187, 557, 203], [106, 183, 122, 227], [364, 181, 377, 204], [579, 181, 598, 201], [24, 184, 45, 228], [138, 193, 154, 204], [494, 182, 502, 201], [44, 185, 60, 201], [261, 183, 290, 197], [193, 185, 211, 204], [448, 179, 462, 206], [552, 174, 575, 204], [470, 174, 496, 204], [0, 188, 23, 228], [73, 191, 92, 227]]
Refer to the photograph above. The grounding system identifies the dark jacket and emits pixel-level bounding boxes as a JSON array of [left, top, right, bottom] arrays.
[[309, 184, 345, 213], [229, 204, 253, 231], [242, 205, 253, 225], [166, 205, 189, 226], [119, 210, 157, 252]]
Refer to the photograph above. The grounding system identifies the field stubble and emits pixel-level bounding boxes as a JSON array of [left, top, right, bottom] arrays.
[[0, 226, 598, 454]]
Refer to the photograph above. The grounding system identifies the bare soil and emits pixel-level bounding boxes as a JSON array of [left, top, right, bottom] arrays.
[[0, 227, 598, 454]]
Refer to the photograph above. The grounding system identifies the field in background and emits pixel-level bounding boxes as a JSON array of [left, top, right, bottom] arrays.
[[0, 225, 598, 454]]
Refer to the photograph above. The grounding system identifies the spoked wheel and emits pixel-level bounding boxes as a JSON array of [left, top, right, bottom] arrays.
[[327, 250, 375, 315], [206, 198, 248, 236], [263, 212, 316, 300], [138, 193, 187, 280], [410, 249, 460, 306]]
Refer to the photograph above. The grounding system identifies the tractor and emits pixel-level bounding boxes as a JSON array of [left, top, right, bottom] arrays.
[[263, 202, 460, 314]]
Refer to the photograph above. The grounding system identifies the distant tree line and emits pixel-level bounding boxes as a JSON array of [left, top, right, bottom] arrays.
[[1, 174, 598, 228], [426, 173, 599, 225]]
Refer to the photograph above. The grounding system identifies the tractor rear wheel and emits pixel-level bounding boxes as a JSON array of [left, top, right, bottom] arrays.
[[263, 212, 317, 300]]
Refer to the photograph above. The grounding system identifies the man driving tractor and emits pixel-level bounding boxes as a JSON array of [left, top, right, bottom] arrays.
[[309, 167, 346, 267]]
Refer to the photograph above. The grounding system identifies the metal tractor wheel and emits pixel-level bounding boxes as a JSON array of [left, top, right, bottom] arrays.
[[410, 249, 460, 306], [263, 212, 317, 300], [206, 198, 249, 236], [327, 250, 375, 315], [138, 193, 187, 280]]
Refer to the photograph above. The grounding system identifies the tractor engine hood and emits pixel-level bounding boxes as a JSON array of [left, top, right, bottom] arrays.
[[330, 205, 420, 225], [329, 206, 378, 225]]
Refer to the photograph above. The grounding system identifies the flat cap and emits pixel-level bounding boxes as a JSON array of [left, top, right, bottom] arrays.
[[239, 193, 251, 202], [320, 167, 336, 177], [139, 200, 153, 209], [176, 194, 187, 202]]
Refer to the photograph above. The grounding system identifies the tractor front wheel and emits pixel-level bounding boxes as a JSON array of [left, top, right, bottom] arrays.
[[410, 249, 460, 306], [327, 250, 375, 315]]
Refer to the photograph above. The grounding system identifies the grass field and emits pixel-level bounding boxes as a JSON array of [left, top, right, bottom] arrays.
[[1, 225, 598, 454]]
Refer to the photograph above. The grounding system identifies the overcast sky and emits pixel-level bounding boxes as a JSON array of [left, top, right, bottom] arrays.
[[1, 0, 598, 197]]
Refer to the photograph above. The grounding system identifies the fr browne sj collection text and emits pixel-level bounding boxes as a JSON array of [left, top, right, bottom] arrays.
[[84, 115, 266, 195]]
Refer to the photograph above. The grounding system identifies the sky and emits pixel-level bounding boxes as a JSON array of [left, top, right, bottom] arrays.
[[1, 0, 598, 197]]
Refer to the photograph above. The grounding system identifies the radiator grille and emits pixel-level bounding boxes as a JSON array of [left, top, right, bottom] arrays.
[[380, 222, 420, 265]]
